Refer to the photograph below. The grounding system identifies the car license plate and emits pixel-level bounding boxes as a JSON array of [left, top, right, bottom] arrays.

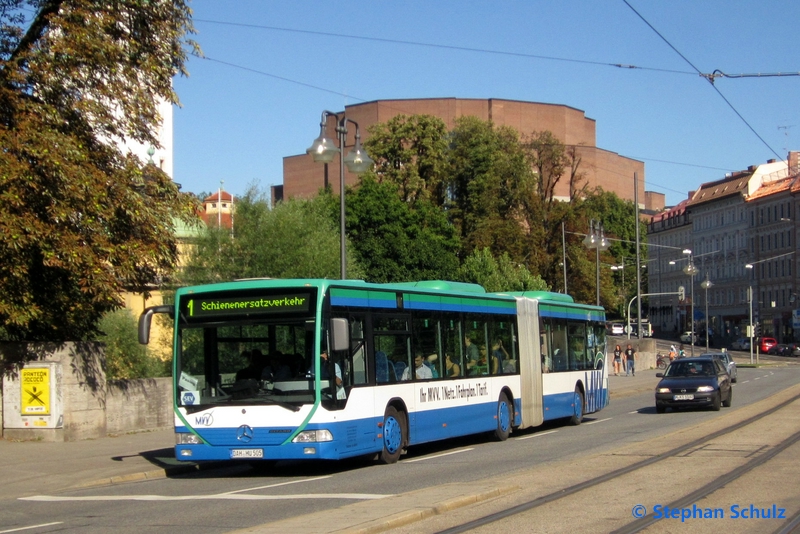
[[673, 394, 694, 401], [231, 448, 263, 459]]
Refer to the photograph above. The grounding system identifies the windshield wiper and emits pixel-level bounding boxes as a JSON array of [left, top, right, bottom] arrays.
[[261, 398, 302, 412]]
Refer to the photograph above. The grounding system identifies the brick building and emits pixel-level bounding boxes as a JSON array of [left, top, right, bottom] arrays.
[[277, 98, 650, 207]]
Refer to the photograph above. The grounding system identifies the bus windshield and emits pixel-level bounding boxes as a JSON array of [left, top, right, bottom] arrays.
[[175, 289, 319, 412]]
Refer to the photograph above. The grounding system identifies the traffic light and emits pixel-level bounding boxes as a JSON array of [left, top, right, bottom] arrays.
[[678, 286, 685, 301], [755, 323, 762, 338]]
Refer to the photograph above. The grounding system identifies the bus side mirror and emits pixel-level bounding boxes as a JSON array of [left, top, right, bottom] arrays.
[[138, 305, 174, 345], [330, 318, 350, 352]]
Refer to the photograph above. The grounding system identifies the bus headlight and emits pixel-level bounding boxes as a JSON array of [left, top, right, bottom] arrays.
[[176, 432, 204, 445], [292, 430, 333, 443]]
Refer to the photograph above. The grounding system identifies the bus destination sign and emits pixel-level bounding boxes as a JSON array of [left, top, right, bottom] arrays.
[[184, 294, 311, 319]]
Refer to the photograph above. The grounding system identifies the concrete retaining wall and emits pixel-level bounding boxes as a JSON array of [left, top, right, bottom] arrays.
[[1, 343, 172, 441], [106, 378, 173, 435]]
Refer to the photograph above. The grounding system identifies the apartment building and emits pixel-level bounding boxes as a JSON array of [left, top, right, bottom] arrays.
[[647, 153, 800, 344]]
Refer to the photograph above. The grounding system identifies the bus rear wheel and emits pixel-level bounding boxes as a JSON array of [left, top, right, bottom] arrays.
[[494, 393, 512, 441], [379, 406, 406, 464], [570, 387, 584, 425]]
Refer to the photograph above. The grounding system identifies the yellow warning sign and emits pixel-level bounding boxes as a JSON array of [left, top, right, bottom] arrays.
[[21, 368, 50, 416]]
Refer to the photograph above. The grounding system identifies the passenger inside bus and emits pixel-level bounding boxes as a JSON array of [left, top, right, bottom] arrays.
[[464, 334, 481, 374], [236, 349, 266, 382], [445, 353, 461, 377], [491, 339, 509, 374], [402, 353, 433, 380]]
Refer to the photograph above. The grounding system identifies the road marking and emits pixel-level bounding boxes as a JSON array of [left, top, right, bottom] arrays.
[[222, 475, 331, 495], [585, 418, 612, 425], [517, 430, 558, 440], [21, 493, 389, 502], [0, 523, 63, 533], [404, 448, 473, 463]]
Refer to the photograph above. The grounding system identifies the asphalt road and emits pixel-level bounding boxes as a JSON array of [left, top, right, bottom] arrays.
[[2, 360, 799, 533]]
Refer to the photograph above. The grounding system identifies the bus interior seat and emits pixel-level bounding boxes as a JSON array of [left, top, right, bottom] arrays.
[[375, 351, 390, 383], [394, 361, 407, 380]]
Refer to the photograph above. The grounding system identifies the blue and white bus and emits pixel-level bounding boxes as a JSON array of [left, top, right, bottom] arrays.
[[138, 279, 609, 464]]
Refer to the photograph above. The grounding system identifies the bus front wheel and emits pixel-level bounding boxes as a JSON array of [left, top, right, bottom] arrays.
[[379, 406, 406, 464], [570, 387, 584, 426]]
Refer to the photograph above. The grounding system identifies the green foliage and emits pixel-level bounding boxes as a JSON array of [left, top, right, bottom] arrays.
[[346, 176, 460, 283], [446, 117, 532, 261], [457, 248, 549, 293], [364, 114, 449, 204], [0, 1, 199, 340], [97, 309, 168, 380], [181, 186, 365, 283]]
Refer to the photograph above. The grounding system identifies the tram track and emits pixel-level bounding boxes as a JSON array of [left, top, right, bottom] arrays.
[[430, 388, 800, 534]]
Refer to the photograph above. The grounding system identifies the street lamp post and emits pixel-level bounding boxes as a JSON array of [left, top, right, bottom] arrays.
[[583, 219, 609, 306], [670, 249, 698, 356], [701, 273, 713, 352], [745, 251, 797, 364], [307, 111, 374, 279]]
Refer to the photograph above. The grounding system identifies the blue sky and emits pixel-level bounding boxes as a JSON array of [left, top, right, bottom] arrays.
[[173, 1, 800, 206]]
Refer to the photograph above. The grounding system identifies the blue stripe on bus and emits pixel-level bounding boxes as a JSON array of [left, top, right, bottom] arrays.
[[331, 296, 515, 315], [405, 300, 515, 315]]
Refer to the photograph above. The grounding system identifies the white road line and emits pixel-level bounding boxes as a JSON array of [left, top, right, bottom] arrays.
[[20, 493, 389, 502], [222, 475, 331, 495], [517, 430, 558, 440], [404, 448, 474, 463], [585, 418, 612, 425], [0, 523, 63, 534]]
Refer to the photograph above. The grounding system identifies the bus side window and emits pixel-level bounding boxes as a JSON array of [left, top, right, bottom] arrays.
[[550, 321, 568, 372]]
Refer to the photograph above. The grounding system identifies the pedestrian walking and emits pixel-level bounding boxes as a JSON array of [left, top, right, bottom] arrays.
[[625, 344, 636, 376]]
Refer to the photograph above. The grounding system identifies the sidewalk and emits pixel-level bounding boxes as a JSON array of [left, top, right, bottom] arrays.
[[0, 427, 198, 499]]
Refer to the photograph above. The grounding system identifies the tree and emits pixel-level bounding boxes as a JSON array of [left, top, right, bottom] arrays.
[[181, 187, 365, 284], [0, 1, 198, 340], [346, 176, 460, 283], [364, 114, 449, 205], [446, 116, 531, 261], [456, 248, 549, 293], [98, 308, 167, 380]]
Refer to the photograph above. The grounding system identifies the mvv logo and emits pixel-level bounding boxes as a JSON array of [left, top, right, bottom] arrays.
[[195, 413, 214, 426]]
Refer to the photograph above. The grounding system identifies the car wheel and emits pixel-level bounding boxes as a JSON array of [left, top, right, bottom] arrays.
[[711, 392, 721, 411], [494, 393, 512, 441], [656, 403, 666, 414], [723, 387, 732, 408], [379, 406, 406, 464], [569, 387, 584, 425]]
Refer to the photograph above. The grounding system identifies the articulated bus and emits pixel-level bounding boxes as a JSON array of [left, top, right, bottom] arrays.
[[138, 279, 609, 464]]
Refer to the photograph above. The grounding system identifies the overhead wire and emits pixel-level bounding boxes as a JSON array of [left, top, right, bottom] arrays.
[[191, 13, 792, 192], [622, 0, 782, 160], [192, 19, 698, 77]]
